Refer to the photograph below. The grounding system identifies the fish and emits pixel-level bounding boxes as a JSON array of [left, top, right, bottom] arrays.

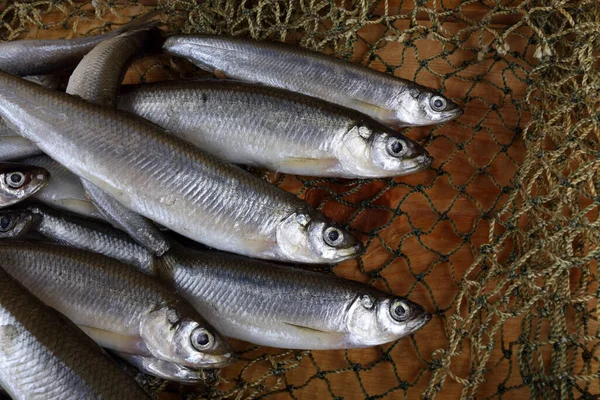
[[0, 71, 363, 263], [67, 29, 170, 256], [67, 29, 157, 107], [0, 11, 159, 76], [115, 352, 218, 385], [118, 80, 432, 178], [0, 161, 49, 207], [0, 266, 150, 399], [0, 74, 66, 161], [0, 241, 235, 369], [0, 75, 60, 161], [0, 119, 42, 161], [22, 155, 103, 220], [162, 35, 463, 128], [156, 247, 432, 349], [0, 206, 154, 272], [0, 209, 428, 349]]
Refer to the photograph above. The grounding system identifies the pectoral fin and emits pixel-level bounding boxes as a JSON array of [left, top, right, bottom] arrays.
[[78, 325, 150, 356], [243, 238, 277, 255], [282, 322, 349, 348], [279, 157, 339, 174], [348, 98, 396, 124], [283, 322, 328, 334]]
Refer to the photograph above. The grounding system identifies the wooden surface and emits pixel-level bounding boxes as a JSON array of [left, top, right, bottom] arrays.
[[14, 1, 536, 399]]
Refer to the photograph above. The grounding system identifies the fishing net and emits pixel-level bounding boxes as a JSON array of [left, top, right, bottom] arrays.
[[1, 0, 598, 398]]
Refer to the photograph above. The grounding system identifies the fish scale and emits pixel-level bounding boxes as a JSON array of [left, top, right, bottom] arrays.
[[0, 11, 159, 77], [0, 267, 150, 399], [7, 206, 155, 271], [157, 248, 430, 349], [118, 79, 431, 178], [0, 242, 237, 371], [1, 71, 362, 262], [66, 29, 155, 107], [162, 35, 462, 128], [0, 242, 197, 343]]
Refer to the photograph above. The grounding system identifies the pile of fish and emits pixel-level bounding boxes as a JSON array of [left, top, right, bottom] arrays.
[[0, 11, 461, 398]]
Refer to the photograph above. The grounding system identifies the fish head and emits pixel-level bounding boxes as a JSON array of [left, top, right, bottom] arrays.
[[0, 163, 49, 207], [276, 212, 364, 263], [140, 305, 235, 369], [0, 209, 36, 238], [338, 123, 432, 177], [392, 86, 462, 127], [345, 294, 431, 346]]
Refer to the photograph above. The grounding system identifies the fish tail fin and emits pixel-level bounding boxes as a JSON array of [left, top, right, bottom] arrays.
[[115, 10, 165, 52], [115, 10, 162, 35]]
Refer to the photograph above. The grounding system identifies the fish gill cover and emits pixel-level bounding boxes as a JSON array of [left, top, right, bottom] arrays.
[[0, 0, 597, 398]]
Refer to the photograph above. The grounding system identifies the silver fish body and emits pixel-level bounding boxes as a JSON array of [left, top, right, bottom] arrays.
[[0, 242, 235, 369], [0, 72, 362, 263], [0, 266, 150, 399], [157, 248, 431, 349], [0, 76, 58, 161], [81, 179, 170, 256], [0, 119, 42, 161], [0, 74, 66, 161], [0, 161, 49, 207], [23, 155, 103, 219], [0, 133, 41, 161], [162, 35, 463, 128], [67, 29, 170, 256], [0, 12, 158, 76], [67, 29, 154, 107], [118, 80, 431, 178], [0, 206, 154, 271]]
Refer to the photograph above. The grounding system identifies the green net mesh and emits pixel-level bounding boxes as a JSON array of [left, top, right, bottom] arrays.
[[1, 0, 598, 398]]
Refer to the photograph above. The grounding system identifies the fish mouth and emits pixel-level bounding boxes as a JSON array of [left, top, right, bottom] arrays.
[[411, 310, 432, 332], [178, 370, 219, 385], [198, 359, 235, 369], [440, 106, 463, 122], [155, 363, 220, 384], [398, 154, 433, 175], [415, 104, 462, 126], [200, 352, 237, 368], [395, 104, 463, 127], [332, 242, 365, 262], [201, 359, 235, 368]]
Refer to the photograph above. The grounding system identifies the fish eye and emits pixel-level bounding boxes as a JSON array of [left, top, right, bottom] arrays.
[[5, 172, 26, 188], [190, 327, 213, 351], [0, 215, 12, 232], [386, 137, 407, 157], [430, 96, 447, 112], [390, 300, 410, 322], [324, 226, 344, 247]]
